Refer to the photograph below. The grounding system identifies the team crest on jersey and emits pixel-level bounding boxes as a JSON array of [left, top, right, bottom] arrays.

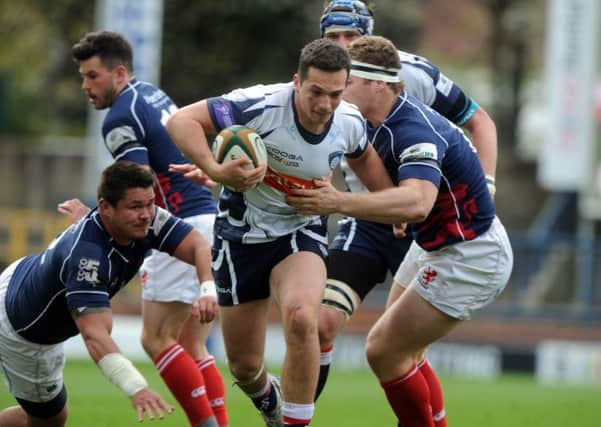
[[77, 258, 100, 283], [399, 143, 437, 164], [105, 125, 137, 153], [328, 151, 344, 170]]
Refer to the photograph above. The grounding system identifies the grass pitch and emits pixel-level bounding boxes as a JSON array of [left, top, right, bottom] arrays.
[[0, 359, 597, 426]]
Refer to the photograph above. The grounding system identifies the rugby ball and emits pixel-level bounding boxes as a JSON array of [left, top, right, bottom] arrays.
[[212, 125, 267, 191]]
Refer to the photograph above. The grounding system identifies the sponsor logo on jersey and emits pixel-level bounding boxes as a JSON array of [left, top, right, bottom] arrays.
[[399, 143, 437, 164], [105, 125, 137, 154], [76, 258, 100, 283], [266, 146, 304, 167]]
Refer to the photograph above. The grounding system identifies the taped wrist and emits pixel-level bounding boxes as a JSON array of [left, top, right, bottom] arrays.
[[485, 174, 496, 198], [98, 353, 148, 397], [200, 280, 217, 298]]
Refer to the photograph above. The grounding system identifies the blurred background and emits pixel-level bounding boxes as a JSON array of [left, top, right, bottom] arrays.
[[0, 0, 600, 387]]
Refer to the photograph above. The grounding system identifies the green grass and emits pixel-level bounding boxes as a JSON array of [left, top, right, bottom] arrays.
[[1, 359, 598, 426]]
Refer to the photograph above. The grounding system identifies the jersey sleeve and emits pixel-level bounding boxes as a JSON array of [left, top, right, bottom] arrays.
[[149, 206, 194, 254], [102, 107, 151, 165], [340, 104, 368, 159], [64, 240, 111, 313], [395, 129, 448, 188], [206, 85, 270, 132], [398, 50, 479, 126]]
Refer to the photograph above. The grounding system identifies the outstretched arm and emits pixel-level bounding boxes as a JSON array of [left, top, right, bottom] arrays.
[[74, 310, 174, 421]]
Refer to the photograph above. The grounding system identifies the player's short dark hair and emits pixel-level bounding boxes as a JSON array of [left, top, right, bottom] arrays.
[[72, 30, 134, 72], [298, 38, 350, 81], [97, 161, 154, 206]]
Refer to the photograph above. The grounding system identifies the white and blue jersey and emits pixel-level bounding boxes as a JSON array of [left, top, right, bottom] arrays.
[[206, 82, 368, 244], [397, 50, 478, 126], [103, 79, 216, 217], [374, 92, 495, 250], [4, 207, 192, 345]]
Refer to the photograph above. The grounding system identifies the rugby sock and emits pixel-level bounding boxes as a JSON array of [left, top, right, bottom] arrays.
[[381, 364, 434, 427], [314, 346, 333, 401], [197, 356, 229, 427], [247, 375, 279, 413], [418, 359, 447, 427], [155, 344, 216, 426], [283, 401, 314, 427]]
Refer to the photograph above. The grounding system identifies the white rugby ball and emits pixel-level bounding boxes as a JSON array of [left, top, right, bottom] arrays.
[[212, 125, 267, 191]]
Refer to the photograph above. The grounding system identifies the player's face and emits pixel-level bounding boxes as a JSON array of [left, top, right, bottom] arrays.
[[343, 75, 374, 115], [101, 187, 155, 244], [78, 56, 121, 109], [293, 67, 348, 133], [324, 30, 362, 48]]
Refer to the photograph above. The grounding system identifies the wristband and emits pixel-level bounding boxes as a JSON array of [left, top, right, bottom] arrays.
[[200, 280, 217, 298], [485, 174, 496, 198], [98, 353, 148, 397]]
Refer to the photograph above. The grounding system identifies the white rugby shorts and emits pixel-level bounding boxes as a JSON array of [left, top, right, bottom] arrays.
[[0, 259, 66, 403], [141, 213, 215, 304], [393, 217, 513, 320]]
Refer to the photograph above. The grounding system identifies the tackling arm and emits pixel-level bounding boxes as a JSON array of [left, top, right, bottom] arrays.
[[287, 178, 437, 224]]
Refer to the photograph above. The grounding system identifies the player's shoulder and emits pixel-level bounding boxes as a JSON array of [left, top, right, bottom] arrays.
[[335, 100, 365, 124], [222, 82, 291, 104]]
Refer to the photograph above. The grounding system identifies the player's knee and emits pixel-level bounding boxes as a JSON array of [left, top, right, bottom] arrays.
[[321, 279, 360, 321], [140, 331, 173, 358], [318, 305, 346, 347], [365, 326, 388, 371], [228, 358, 264, 385], [283, 303, 318, 341]]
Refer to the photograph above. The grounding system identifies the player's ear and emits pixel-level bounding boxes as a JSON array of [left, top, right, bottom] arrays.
[[114, 64, 130, 83], [293, 73, 300, 90]]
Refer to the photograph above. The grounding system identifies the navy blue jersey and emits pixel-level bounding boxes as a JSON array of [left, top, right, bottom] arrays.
[[102, 79, 216, 217], [5, 207, 192, 345], [373, 92, 495, 250]]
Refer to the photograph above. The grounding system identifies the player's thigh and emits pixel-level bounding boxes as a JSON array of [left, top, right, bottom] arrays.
[[0, 331, 65, 407], [271, 251, 326, 314]]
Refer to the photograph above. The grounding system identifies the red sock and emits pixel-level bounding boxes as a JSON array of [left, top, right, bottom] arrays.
[[381, 365, 434, 427], [419, 359, 447, 427], [155, 344, 214, 426], [197, 356, 228, 427]]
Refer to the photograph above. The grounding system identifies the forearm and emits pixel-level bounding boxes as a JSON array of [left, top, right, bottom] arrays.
[[465, 108, 497, 177], [337, 186, 428, 224], [166, 111, 219, 177]]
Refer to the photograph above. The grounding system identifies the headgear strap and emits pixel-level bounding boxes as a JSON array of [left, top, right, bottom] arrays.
[[350, 60, 401, 83]]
